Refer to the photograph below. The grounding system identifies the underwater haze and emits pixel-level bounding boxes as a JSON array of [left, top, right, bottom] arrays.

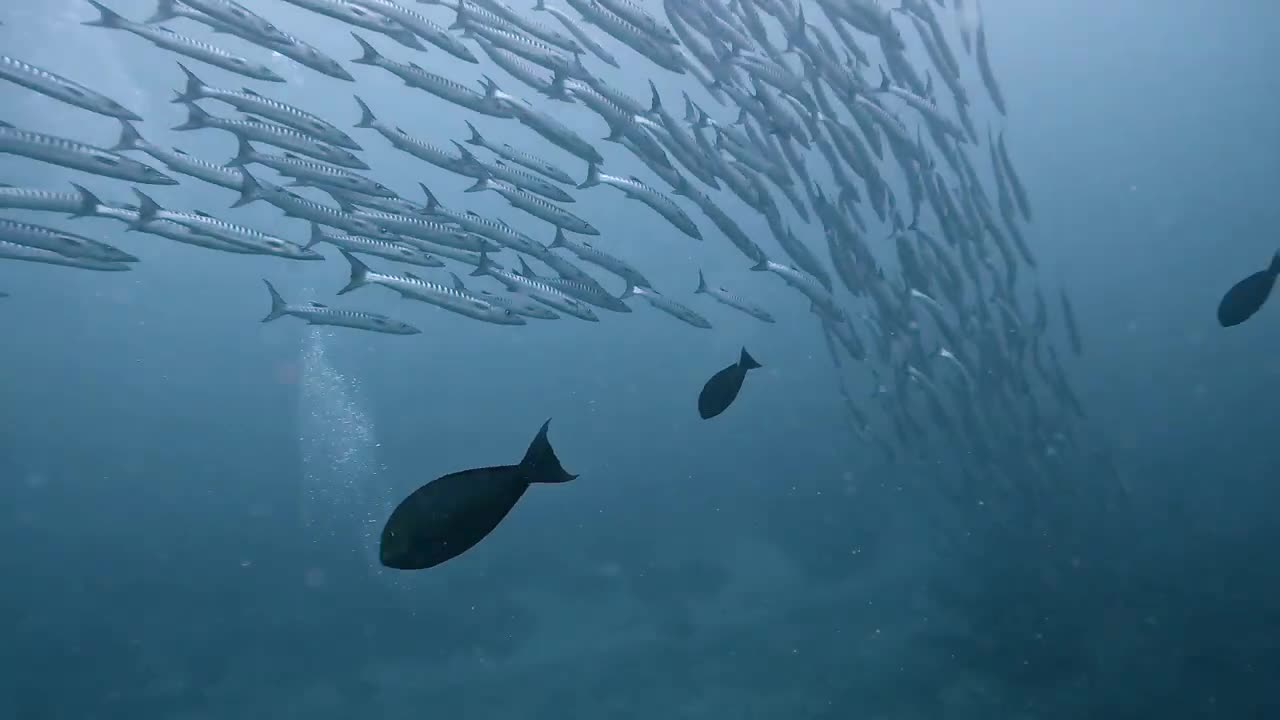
[[3, 0, 1280, 718]]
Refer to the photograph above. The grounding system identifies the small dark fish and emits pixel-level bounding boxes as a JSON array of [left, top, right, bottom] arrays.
[[1218, 252, 1280, 328], [380, 420, 577, 570], [698, 347, 762, 419]]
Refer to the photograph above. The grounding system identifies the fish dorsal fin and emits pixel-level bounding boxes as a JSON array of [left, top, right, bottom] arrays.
[[0, 121, 13, 128], [193, 210, 214, 218], [628, 175, 643, 183], [408, 61, 423, 70], [172, 148, 190, 156], [308, 302, 328, 308], [243, 115, 265, 124], [497, 218, 512, 229], [241, 88, 262, 97], [404, 271, 422, 281], [283, 151, 301, 160]]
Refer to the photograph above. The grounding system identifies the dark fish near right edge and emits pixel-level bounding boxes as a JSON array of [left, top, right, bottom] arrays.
[[1218, 252, 1280, 328], [380, 420, 578, 571], [699, 348, 762, 419]]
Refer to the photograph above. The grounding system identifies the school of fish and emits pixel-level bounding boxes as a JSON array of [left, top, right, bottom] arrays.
[[1, 0, 1139, 567]]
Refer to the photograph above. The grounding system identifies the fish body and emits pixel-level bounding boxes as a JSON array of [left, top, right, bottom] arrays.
[[471, 252, 600, 321], [0, 217, 136, 263], [0, 184, 92, 215], [347, 0, 479, 62], [339, 250, 526, 325], [111, 120, 247, 191], [548, 228, 651, 288], [466, 177, 598, 235], [349, 34, 510, 117], [305, 223, 445, 268], [463, 121, 574, 184], [131, 189, 322, 260], [174, 104, 367, 169], [0, 238, 131, 271], [1217, 253, 1279, 328], [279, 0, 426, 50], [0, 121, 175, 185], [228, 137, 392, 197], [0, 55, 140, 120], [379, 420, 576, 570], [621, 284, 712, 328], [579, 164, 700, 240], [172, 64, 358, 149], [262, 279, 420, 334], [698, 347, 762, 418], [83, 1, 285, 82], [695, 270, 774, 323]]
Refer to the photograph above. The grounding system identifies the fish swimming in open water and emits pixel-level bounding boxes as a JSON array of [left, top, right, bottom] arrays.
[[1218, 252, 1279, 328], [380, 420, 577, 570], [698, 347, 762, 419]]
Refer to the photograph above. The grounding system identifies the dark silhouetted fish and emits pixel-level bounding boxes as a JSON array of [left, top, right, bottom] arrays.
[[380, 420, 577, 570], [698, 348, 762, 419], [1218, 252, 1279, 328]]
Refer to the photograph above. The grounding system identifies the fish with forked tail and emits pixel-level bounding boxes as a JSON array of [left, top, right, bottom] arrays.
[[699, 348, 762, 419], [380, 420, 577, 570]]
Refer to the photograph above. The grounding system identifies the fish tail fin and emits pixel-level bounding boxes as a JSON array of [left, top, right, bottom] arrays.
[[226, 135, 255, 167], [352, 95, 376, 128], [578, 163, 601, 189], [463, 178, 488, 193], [549, 227, 567, 248], [230, 170, 265, 208], [111, 119, 145, 152], [647, 80, 662, 116], [876, 65, 891, 93], [68, 183, 104, 218], [619, 283, 637, 300], [172, 63, 206, 103], [304, 223, 324, 249], [520, 420, 577, 484], [464, 120, 483, 145], [83, 0, 127, 28], [1270, 251, 1280, 276], [145, 0, 180, 22], [448, 272, 466, 291], [130, 188, 161, 225], [739, 347, 762, 370], [533, 0, 546, 9], [695, 269, 708, 293], [749, 257, 770, 272], [337, 250, 370, 295], [350, 33, 383, 65], [171, 101, 210, 131], [547, 70, 569, 100], [469, 250, 493, 277], [517, 256, 535, 277], [261, 280, 289, 322], [418, 183, 441, 212]]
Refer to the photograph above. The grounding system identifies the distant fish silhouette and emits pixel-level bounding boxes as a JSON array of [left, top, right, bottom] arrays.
[[380, 420, 577, 570], [698, 348, 762, 419], [1218, 252, 1279, 327]]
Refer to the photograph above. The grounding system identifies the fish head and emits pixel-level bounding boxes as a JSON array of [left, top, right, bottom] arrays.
[[495, 307, 527, 325], [139, 166, 179, 185]]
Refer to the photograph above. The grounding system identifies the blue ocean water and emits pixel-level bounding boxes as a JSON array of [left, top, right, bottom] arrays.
[[2, 0, 1279, 717]]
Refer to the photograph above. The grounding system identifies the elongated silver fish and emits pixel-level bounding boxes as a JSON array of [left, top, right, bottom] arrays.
[[446, 272, 560, 320], [173, 103, 368, 169], [338, 250, 526, 325], [471, 252, 599, 321], [0, 183, 92, 215], [350, 34, 510, 117], [751, 256, 845, 321], [0, 238, 131, 271], [695, 270, 775, 323], [131, 189, 322, 260], [463, 120, 574, 184], [263, 279, 420, 334], [352, 96, 469, 177], [466, 177, 598, 235], [347, 0, 479, 62], [0, 121, 175, 185], [451, 142, 573, 202], [349, 208, 497, 253], [227, 137, 393, 198], [0, 217, 137, 263], [233, 172, 386, 238], [533, 0, 620, 67], [83, 1, 285, 82], [547, 228, 650, 288], [304, 223, 444, 268], [172, 64, 358, 149], [578, 164, 699, 240], [111, 120, 247, 192], [502, 93, 605, 165], [621, 283, 711, 328], [0, 55, 140, 120], [279, 0, 426, 50]]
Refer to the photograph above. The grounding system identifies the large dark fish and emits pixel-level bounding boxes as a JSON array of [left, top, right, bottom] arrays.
[[1218, 252, 1280, 328], [380, 421, 577, 570], [698, 348, 762, 419]]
